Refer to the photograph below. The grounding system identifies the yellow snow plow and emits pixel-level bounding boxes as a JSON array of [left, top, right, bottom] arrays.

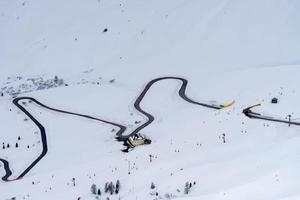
[[221, 101, 235, 109]]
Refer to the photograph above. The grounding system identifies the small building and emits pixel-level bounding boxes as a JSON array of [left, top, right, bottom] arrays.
[[126, 134, 152, 148], [129, 138, 152, 146], [271, 97, 278, 104]]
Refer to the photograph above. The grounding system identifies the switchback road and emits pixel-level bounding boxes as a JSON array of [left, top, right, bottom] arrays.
[[1, 77, 228, 181]]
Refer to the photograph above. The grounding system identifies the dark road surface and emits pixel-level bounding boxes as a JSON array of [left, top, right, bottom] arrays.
[[0, 77, 225, 182], [243, 104, 300, 126]]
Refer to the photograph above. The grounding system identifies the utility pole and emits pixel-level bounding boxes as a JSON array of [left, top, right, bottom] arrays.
[[288, 114, 291, 127]]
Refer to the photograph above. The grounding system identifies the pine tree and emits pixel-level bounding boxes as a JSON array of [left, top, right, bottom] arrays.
[[110, 182, 115, 195], [7, 143, 10, 148], [91, 184, 97, 195], [15, 142, 18, 148], [54, 76, 58, 84], [97, 188, 101, 196], [105, 182, 109, 193], [116, 180, 120, 194], [184, 182, 190, 194]]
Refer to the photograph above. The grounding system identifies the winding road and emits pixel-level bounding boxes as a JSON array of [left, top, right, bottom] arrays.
[[243, 104, 300, 126], [0, 77, 227, 182]]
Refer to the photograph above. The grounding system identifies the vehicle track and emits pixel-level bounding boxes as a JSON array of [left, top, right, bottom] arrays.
[[0, 77, 225, 182]]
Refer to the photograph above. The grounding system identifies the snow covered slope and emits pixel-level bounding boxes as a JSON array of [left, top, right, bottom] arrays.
[[1, 0, 300, 199]]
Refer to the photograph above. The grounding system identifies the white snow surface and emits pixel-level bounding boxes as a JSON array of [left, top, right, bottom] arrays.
[[1, 0, 300, 199]]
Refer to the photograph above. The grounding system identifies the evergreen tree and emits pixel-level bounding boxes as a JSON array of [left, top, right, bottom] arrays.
[[15, 142, 18, 148], [97, 188, 101, 196], [54, 76, 58, 84], [91, 184, 97, 195], [116, 180, 120, 194], [184, 182, 190, 194], [109, 182, 115, 195], [105, 182, 109, 193]]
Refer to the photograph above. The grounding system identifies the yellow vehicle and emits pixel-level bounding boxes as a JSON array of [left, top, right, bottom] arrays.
[[222, 101, 235, 109]]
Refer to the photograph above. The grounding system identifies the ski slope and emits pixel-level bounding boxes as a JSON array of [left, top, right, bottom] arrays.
[[1, 0, 300, 199]]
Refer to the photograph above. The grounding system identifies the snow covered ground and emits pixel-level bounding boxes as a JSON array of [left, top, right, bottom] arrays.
[[1, 0, 300, 199]]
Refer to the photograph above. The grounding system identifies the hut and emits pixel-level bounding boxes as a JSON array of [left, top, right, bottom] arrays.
[[271, 97, 278, 104]]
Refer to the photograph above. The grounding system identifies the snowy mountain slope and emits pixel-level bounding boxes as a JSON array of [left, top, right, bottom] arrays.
[[1, 0, 300, 200], [1, 0, 300, 79]]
